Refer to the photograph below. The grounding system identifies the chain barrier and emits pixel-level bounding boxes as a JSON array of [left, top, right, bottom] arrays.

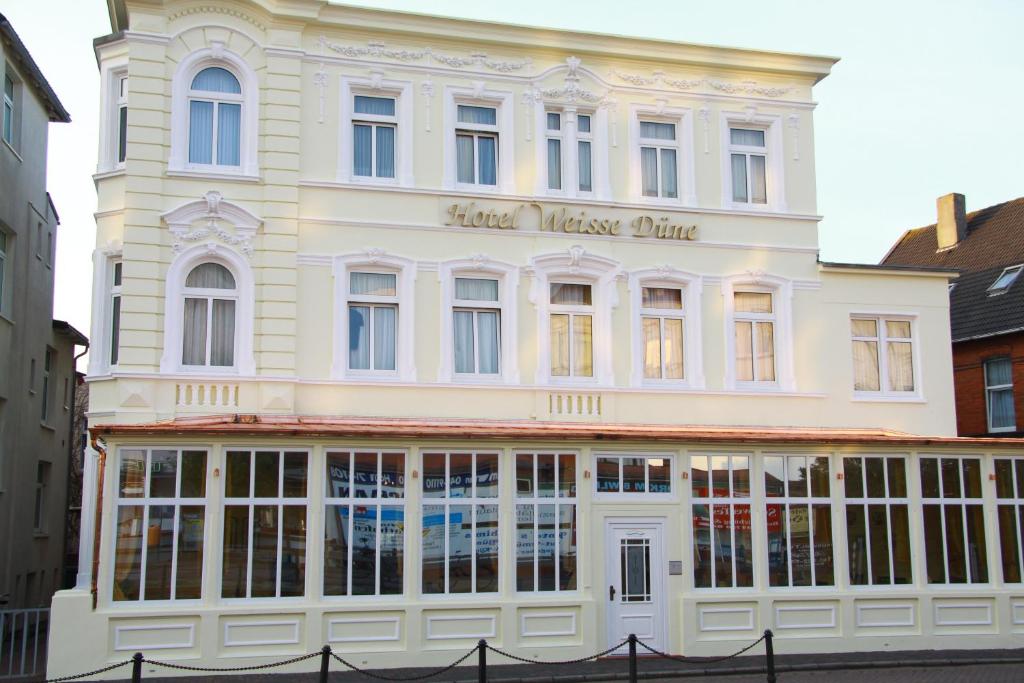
[[636, 633, 767, 665], [143, 650, 321, 673], [44, 660, 133, 683], [487, 638, 630, 665], [330, 644, 480, 681]]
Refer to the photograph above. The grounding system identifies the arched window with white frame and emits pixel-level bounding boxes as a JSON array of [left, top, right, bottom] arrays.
[[187, 67, 242, 168], [721, 274, 795, 391], [628, 269, 704, 388], [181, 262, 237, 368]]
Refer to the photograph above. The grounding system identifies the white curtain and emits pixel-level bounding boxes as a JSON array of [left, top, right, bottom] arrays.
[[478, 136, 497, 185], [354, 95, 395, 116], [988, 361, 1015, 428], [457, 105, 496, 125], [887, 341, 915, 391], [756, 321, 776, 382], [852, 340, 880, 391], [217, 102, 241, 167], [735, 321, 753, 382], [182, 297, 208, 365], [660, 148, 678, 198], [730, 128, 764, 146], [350, 272, 395, 296], [735, 291, 773, 314], [572, 315, 593, 377], [731, 153, 747, 202], [455, 278, 498, 301], [477, 311, 499, 374], [642, 287, 682, 310], [376, 125, 395, 178], [373, 306, 397, 371], [188, 100, 214, 164], [664, 318, 684, 379], [210, 299, 236, 367], [642, 317, 661, 379], [550, 283, 591, 305], [550, 314, 569, 377], [191, 67, 240, 93], [640, 147, 658, 197], [453, 310, 475, 374], [578, 140, 592, 192], [348, 305, 370, 369], [186, 262, 235, 288], [547, 138, 562, 190], [640, 121, 675, 140], [750, 155, 767, 204], [353, 124, 372, 176], [456, 134, 474, 184]]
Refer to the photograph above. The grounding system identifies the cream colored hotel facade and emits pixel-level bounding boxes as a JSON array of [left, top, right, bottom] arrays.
[[49, 0, 1024, 676]]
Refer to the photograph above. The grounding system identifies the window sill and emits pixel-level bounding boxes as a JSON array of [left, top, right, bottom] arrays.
[[93, 167, 126, 182], [33, 531, 49, 539], [2, 139, 22, 162], [851, 393, 926, 404], [167, 167, 261, 183], [0, 312, 13, 327], [40, 422, 56, 432]]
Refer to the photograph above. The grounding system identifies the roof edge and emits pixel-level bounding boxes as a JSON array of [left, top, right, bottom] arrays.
[[0, 13, 70, 123], [819, 261, 958, 278]]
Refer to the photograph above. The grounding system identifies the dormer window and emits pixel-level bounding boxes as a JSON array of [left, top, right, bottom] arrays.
[[188, 67, 242, 167], [989, 265, 1023, 295]]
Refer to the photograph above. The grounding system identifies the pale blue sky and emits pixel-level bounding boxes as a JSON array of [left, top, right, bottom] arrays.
[[3, 0, 1022, 337]]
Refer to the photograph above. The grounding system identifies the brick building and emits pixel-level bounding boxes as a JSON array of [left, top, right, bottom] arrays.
[[883, 194, 1024, 436]]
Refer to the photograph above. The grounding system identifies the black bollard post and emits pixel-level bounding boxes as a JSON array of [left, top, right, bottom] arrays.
[[478, 639, 487, 683], [320, 645, 332, 683], [628, 634, 637, 683], [764, 630, 776, 683], [131, 652, 143, 683]]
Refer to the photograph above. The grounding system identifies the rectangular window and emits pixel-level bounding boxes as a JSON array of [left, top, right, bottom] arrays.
[[46, 230, 53, 267], [222, 449, 308, 599], [113, 448, 207, 601], [453, 277, 500, 375], [546, 111, 562, 190], [421, 451, 499, 594], [734, 291, 775, 383], [516, 452, 577, 592], [765, 455, 833, 587], [920, 456, 988, 584], [843, 456, 912, 585], [986, 358, 1016, 432], [577, 114, 593, 193], [641, 286, 684, 380], [995, 458, 1024, 582], [851, 317, 915, 393], [348, 271, 398, 372], [3, 72, 13, 146], [353, 95, 397, 179], [595, 454, 672, 496], [33, 461, 50, 533], [41, 347, 53, 422], [0, 231, 7, 312], [729, 128, 767, 204], [323, 450, 405, 596], [639, 121, 677, 199], [550, 283, 593, 378], [456, 105, 498, 186], [691, 455, 753, 588], [110, 261, 122, 366], [117, 75, 128, 164]]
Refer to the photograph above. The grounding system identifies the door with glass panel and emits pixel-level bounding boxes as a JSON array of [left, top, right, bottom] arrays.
[[604, 519, 666, 653]]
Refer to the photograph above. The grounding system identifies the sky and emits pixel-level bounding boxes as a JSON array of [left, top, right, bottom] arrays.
[[3, 0, 1022, 341]]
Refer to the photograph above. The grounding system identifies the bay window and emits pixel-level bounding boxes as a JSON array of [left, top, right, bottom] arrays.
[[516, 452, 577, 592], [985, 358, 1016, 432], [843, 456, 912, 585], [453, 277, 500, 375], [187, 66, 241, 168], [456, 104, 498, 186], [550, 283, 593, 378], [352, 95, 396, 179], [729, 128, 767, 205], [851, 317, 916, 395], [995, 458, 1024, 582], [641, 287, 685, 381], [691, 454, 753, 588], [113, 448, 207, 601], [222, 449, 309, 599], [422, 451, 500, 594], [734, 291, 775, 383], [324, 450, 405, 596], [920, 456, 988, 584], [765, 455, 834, 587], [639, 120, 678, 199], [348, 271, 397, 373], [181, 262, 237, 368]]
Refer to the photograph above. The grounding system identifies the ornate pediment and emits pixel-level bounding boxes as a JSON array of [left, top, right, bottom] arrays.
[[161, 191, 263, 258], [528, 57, 611, 107]]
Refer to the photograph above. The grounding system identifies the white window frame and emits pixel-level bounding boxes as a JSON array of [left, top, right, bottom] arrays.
[[628, 269, 704, 388], [87, 248, 123, 376], [180, 264, 239, 371], [985, 357, 1016, 433], [988, 264, 1023, 295], [529, 248, 620, 386], [850, 314, 921, 400], [109, 447, 209, 604], [96, 61, 128, 173], [548, 280, 596, 382], [544, 110, 564, 193], [919, 455, 989, 585], [690, 453, 754, 589], [763, 454, 834, 588], [841, 455, 913, 587], [722, 274, 795, 392], [438, 259, 519, 384], [108, 261, 122, 367], [534, 107, 606, 200], [168, 45, 259, 179], [593, 452, 675, 502], [3, 66, 16, 150], [0, 229, 8, 316], [337, 77, 413, 186], [443, 86, 514, 194], [332, 252, 416, 382], [628, 104, 695, 206], [346, 270, 399, 375], [719, 111, 786, 212], [515, 451, 579, 593], [727, 126, 769, 206], [994, 457, 1024, 583]]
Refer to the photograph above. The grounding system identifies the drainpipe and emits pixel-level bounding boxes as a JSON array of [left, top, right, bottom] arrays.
[[89, 435, 107, 608]]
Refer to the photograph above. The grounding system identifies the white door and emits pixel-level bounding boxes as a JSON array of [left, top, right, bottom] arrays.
[[604, 519, 667, 653]]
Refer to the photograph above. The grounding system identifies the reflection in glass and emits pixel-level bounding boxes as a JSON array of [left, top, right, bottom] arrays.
[[113, 505, 143, 601]]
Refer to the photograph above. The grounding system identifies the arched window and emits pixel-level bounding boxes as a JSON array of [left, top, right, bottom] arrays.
[[188, 67, 242, 167], [182, 262, 237, 368]]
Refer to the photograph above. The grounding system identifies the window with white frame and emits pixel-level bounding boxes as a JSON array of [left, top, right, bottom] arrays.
[[729, 128, 767, 205], [181, 262, 237, 368], [222, 449, 308, 598], [920, 456, 988, 584], [550, 282, 593, 378], [577, 113, 593, 193], [3, 71, 14, 147], [545, 111, 563, 191], [764, 455, 834, 587], [453, 277, 500, 376], [352, 95, 396, 180], [0, 231, 8, 314], [456, 104, 498, 186], [843, 456, 912, 586], [989, 265, 1023, 295], [112, 448, 207, 601], [516, 452, 577, 592], [734, 291, 775, 383], [323, 449, 405, 596], [986, 358, 1016, 432], [595, 454, 671, 496], [109, 261, 122, 366], [691, 454, 753, 588], [851, 317, 915, 394], [995, 458, 1024, 583], [348, 271, 398, 373], [421, 451, 499, 594], [641, 286, 685, 381], [187, 66, 242, 168], [639, 120, 678, 199], [116, 74, 128, 165]]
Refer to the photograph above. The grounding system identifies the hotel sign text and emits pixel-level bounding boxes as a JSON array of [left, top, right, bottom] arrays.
[[444, 201, 698, 241]]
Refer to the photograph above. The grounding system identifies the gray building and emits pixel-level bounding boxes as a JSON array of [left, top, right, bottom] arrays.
[[0, 13, 86, 611]]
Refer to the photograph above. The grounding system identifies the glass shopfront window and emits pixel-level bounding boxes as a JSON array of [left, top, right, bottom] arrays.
[[691, 455, 753, 588], [516, 452, 577, 592], [920, 456, 988, 584]]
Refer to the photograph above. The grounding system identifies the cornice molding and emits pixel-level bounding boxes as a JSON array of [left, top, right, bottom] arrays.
[[610, 69, 793, 98], [167, 6, 267, 32], [318, 36, 531, 73]]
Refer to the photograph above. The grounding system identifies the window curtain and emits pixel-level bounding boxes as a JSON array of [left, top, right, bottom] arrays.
[[756, 321, 776, 381], [353, 124, 372, 176], [735, 321, 753, 382], [750, 155, 767, 204], [182, 297, 208, 365], [457, 105, 496, 125], [375, 126, 395, 178], [186, 262, 235, 289], [640, 147, 658, 197], [455, 278, 498, 301], [730, 128, 764, 146], [188, 100, 214, 165], [348, 305, 370, 369], [664, 318, 684, 379], [642, 287, 682, 309], [453, 310, 475, 373], [852, 340, 880, 391], [210, 299, 236, 367], [547, 138, 562, 190], [354, 95, 395, 116], [572, 315, 593, 377], [578, 140, 592, 192], [456, 134, 474, 183], [735, 291, 772, 313], [478, 136, 497, 185], [987, 360, 1015, 428], [546, 112, 560, 130], [373, 306, 397, 371], [640, 121, 675, 140], [642, 317, 661, 378], [477, 311, 499, 374], [350, 272, 396, 296], [191, 67, 240, 93], [550, 283, 591, 306], [217, 103, 241, 166], [731, 153, 748, 202], [550, 314, 570, 376], [887, 342, 915, 391], [660, 149, 678, 198]]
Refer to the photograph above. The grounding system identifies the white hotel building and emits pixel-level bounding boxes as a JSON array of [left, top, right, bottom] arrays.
[[50, 0, 1024, 676]]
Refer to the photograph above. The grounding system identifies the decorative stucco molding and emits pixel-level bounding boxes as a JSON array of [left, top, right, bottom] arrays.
[[609, 70, 793, 98], [161, 191, 263, 257], [318, 36, 531, 72]]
